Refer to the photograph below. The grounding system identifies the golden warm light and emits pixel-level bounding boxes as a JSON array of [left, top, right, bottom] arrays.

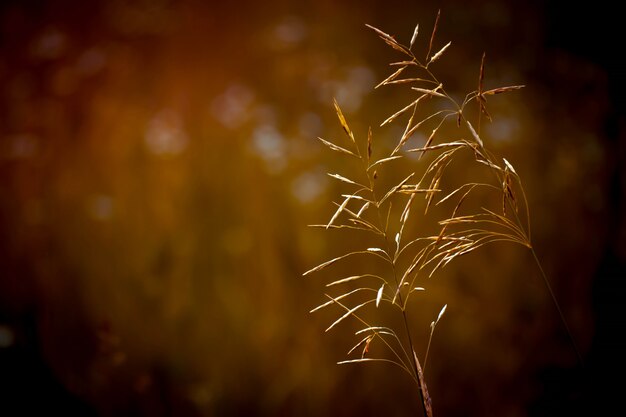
[[0, 1, 622, 416]]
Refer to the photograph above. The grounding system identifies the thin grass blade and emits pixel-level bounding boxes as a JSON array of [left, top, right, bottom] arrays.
[[326, 300, 375, 332], [317, 137, 358, 157]]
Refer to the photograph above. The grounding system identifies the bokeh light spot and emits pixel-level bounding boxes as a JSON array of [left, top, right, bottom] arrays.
[[145, 109, 188, 156], [273, 16, 307, 48], [211, 84, 255, 129], [291, 170, 327, 204], [30, 27, 66, 60], [251, 124, 287, 173], [486, 117, 519, 143]]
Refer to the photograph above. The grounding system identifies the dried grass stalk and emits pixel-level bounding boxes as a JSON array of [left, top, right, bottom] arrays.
[[304, 13, 579, 417]]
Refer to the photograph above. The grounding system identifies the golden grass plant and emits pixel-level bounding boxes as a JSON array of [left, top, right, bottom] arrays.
[[304, 12, 580, 416]]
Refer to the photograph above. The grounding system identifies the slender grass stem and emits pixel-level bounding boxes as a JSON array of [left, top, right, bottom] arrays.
[[530, 248, 584, 367], [367, 159, 430, 416]]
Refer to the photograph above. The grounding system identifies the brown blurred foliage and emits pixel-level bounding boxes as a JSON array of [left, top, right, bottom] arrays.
[[0, 0, 623, 416]]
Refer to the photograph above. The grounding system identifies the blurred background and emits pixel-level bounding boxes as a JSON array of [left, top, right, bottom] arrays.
[[0, 0, 623, 416]]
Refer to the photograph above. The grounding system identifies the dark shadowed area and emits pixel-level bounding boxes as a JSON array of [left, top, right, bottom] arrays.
[[0, 0, 623, 416]]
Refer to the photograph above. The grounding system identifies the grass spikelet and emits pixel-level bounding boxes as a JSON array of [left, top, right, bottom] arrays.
[[466, 120, 484, 147], [356, 201, 370, 218], [483, 85, 525, 95], [368, 155, 403, 171], [376, 284, 384, 307], [327, 195, 352, 229], [325, 299, 375, 332], [333, 98, 356, 144], [376, 66, 408, 89], [365, 24, 412, 56], [411, 86, 446, 97], [303, 250, 374, 277], [427, 41, 451, 66], [310, 288, 370, 313], [410, 22, 419, 49], [381, 95, 426, 127], [318, 137, 359, 157], [367, 127, 373, 163], [476, 52, 490, 127], [326, 274, 384, 287], [327, 173, 366, 188], [425, 9, 441, 61]]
